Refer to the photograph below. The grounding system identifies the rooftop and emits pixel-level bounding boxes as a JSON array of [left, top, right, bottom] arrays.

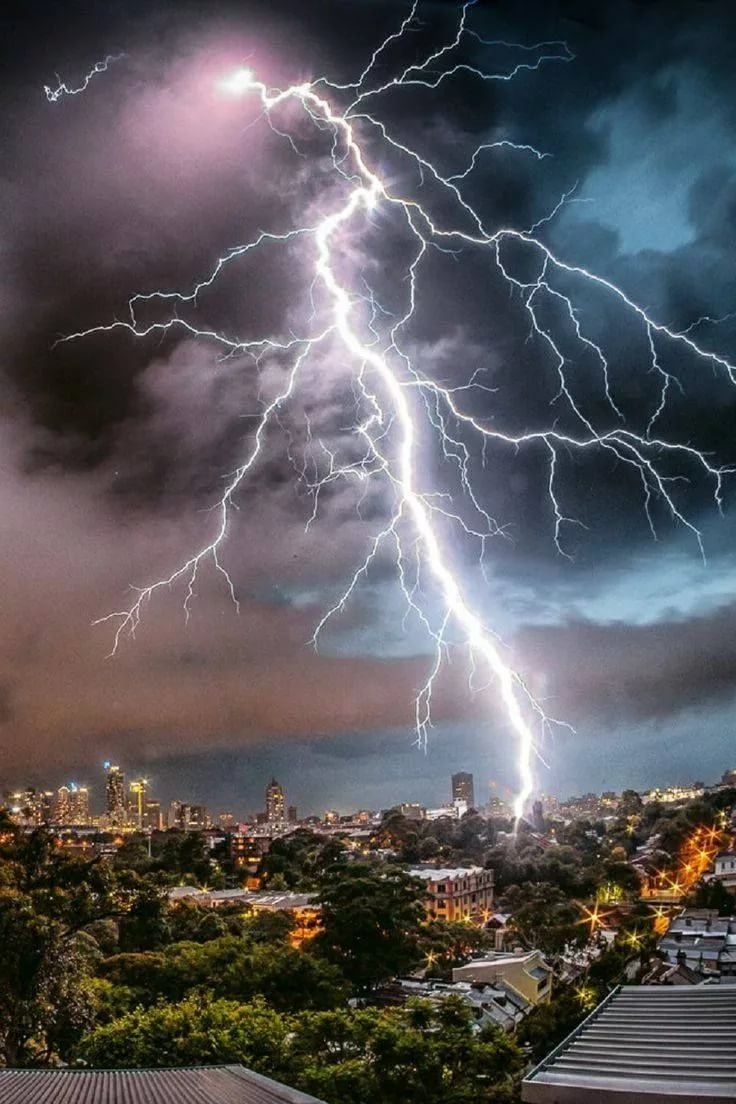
[[522, 986, 736, 1103], [407, 866, 486, 880], [0, 1066, 324, 1104]]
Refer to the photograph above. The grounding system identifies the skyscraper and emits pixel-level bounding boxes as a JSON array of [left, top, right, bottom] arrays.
[[265, 778, 286, 823], [54, 785, 72, 824], [104, 763, 127, 825], [8, 788, 51, 826], [451, 772, 475, 810], [144, 801, 162, 831], [129, 778, 148, 830], [69, 784, 90, 825]]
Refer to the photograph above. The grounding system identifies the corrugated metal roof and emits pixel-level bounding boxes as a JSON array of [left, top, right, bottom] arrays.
[[522, 986, 736, 1103], [0, 1066, 325, 1104]]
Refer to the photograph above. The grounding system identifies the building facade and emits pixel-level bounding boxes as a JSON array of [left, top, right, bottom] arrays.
[[105, 763, 127, 825], [451, 772, 475, 809], [266, 779, 286, 823], [453, 950, 553, 1006], [409, 866, 494, 922]]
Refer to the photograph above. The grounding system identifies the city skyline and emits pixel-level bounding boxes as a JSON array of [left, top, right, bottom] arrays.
[[7, 753, 734, 824]]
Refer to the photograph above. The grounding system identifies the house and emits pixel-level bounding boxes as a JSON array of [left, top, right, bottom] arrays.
[[522, 985, 736, 1102], [658, 908, 736, 978], [388, 977, 532, 1032], [452, 950, 553, 1005], [712, 852, 736, 893], [0, 1065, 325, 1103]]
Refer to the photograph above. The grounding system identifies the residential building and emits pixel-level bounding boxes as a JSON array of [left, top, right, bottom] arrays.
[[0, 1065, 326, 1103], [8, 787, 52, 826], [642, 783, 705, 805], [399, 802, 426, 820], [658, 908, 736, 977], [713, 852, 736, 893], [288, 805, 298, 823], [230, 831, 273, 870], [104, 763, 127, 825], [721, 768, 736, 787], [522, 986, 736, 1102], [266, 778, 286, 823], [451, 771, 475, 809], [389, 977, 533, 1033], [453, 950, 552, 1006], [408, 866, 494, 922]]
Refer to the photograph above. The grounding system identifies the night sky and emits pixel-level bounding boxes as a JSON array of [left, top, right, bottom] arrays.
[[2, 0, 736, 818]]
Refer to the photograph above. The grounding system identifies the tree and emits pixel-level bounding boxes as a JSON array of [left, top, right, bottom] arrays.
[[79, 995, 525, 1104], [258, 830, 346, 890], [501, 883, 586, 957], [291, 997, 524, 1104], [316, 860, 425, 990], [99, 935, 349, 1012], [688, 877, 735, 914], [517, 986, 585, 1063], [418, 920, 494, 979], [77, 996, 291, 1074]]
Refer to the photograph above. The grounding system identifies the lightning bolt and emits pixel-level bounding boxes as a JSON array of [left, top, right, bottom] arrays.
[[56, 1, 736, 820], [44, 53, 125, 103]]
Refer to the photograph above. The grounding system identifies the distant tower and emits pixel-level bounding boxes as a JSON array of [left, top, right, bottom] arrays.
[[129, 779, 148, 830], [104, 763, 127, 825], [69, 784, 90, 825], [532, 799, 545, 833], [451, 772, 475, 810], [55, 785, 72, 825], [168, 800, 183, 830], [265, 778, 286, 823], [144, 801, 162, 831]]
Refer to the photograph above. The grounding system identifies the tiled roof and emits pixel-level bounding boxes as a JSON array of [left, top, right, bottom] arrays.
[[522, 985, 736, 1102], [0, 1066, 325, 1104]]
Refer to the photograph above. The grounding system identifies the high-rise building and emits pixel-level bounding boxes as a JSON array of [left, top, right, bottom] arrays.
[[54, 785, 72, 824], [129, 779, 148, 830], [8, 788, 52, 826], [144, 801, 162, 831], [218, 813, 235, 830], [288, 805, 298, 823], [168, 800, 183, 830], [265, 779, 286, 823], [451, 772, 475, 810], [69, 784, 90, 825], [184, 804, 209, 830], [105, 763, 127, 824]]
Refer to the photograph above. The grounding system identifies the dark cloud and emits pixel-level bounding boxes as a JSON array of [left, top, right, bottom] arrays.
[[0, 0, 735, 806], [520, 602, 736, 723]]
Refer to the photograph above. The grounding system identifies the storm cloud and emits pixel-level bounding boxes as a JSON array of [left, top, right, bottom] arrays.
[[1, 0, 735, 811]]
